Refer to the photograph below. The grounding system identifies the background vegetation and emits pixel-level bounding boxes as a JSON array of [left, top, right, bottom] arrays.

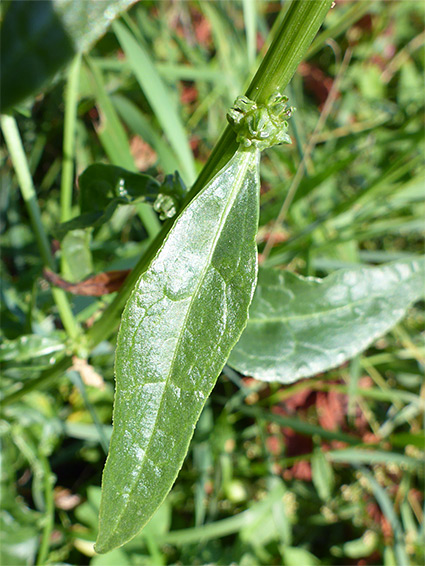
[[1, 1, 424, 565]]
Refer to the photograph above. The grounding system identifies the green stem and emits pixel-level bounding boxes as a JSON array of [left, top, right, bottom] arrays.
[[1, 115, 81, 339], [2, 115, 54, 269], [60, 53, 82, 223], [187, 0, 334, 199], [52, 288, 80, 339], [36, 454, 55, 566]]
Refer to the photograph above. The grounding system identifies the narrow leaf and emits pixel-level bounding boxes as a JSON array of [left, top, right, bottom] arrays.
[[228, 258, 425, 384], [95, 148, 260, 553]]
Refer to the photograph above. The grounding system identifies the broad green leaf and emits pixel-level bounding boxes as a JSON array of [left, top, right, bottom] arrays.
[[229, 258, 425, 384], [95, 148, 260, 553], [0, 0, 137, 113]]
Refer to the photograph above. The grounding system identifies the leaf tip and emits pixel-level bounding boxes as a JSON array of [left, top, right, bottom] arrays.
[[93, 533, 117, 555]]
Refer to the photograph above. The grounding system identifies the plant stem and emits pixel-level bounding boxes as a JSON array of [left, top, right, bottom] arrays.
[[2, 115, 54, 268], [187, 0, 334, 200], [36, 454, 55, 566], [60, 53, 82, 223], [51, 289, 80, 339], [1, 115, 80, 339]]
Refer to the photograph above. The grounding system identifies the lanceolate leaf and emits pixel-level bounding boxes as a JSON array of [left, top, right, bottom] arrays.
[[228, 258, 425, 384], [96, 93, 294, 553], [95, 148, 260, 553]]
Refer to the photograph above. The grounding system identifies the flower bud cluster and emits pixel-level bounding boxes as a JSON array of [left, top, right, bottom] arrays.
[[227, 92, 295, 150]]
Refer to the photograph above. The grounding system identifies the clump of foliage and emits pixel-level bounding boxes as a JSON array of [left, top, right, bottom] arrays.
[[1, 1, 424, 565]]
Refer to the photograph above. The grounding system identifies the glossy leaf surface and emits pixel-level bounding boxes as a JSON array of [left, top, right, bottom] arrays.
[[229, 258, 425, 384], [95, 149, 260, 553], [0, 0, 136, 113]]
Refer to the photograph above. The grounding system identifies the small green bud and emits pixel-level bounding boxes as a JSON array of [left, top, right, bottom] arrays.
[[227, 92, 295, 151], [153, 193, 178, 220]]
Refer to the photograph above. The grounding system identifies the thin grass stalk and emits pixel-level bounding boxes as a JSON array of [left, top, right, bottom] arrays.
[[60, 53, 82, 223], [35, 454, 55, 566], [262, 47, 352, 260], [1, 115, 81, 339]]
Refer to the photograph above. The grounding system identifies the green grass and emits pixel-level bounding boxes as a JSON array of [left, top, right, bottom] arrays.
[[1, 1, 424, 565]]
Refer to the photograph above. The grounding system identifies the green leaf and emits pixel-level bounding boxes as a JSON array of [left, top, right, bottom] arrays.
[[54, 164, 186, 239], [0, 0, 137, 113], [0, 517, 39, 566], [228, 258, 425, 384], [0, 334, 66, 363], [78, 164, 160, 213], [61, 229, 93, 283], [331, 532, 379, 559], [280, 546, 320, 566], [95, 148, 260, 553]]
